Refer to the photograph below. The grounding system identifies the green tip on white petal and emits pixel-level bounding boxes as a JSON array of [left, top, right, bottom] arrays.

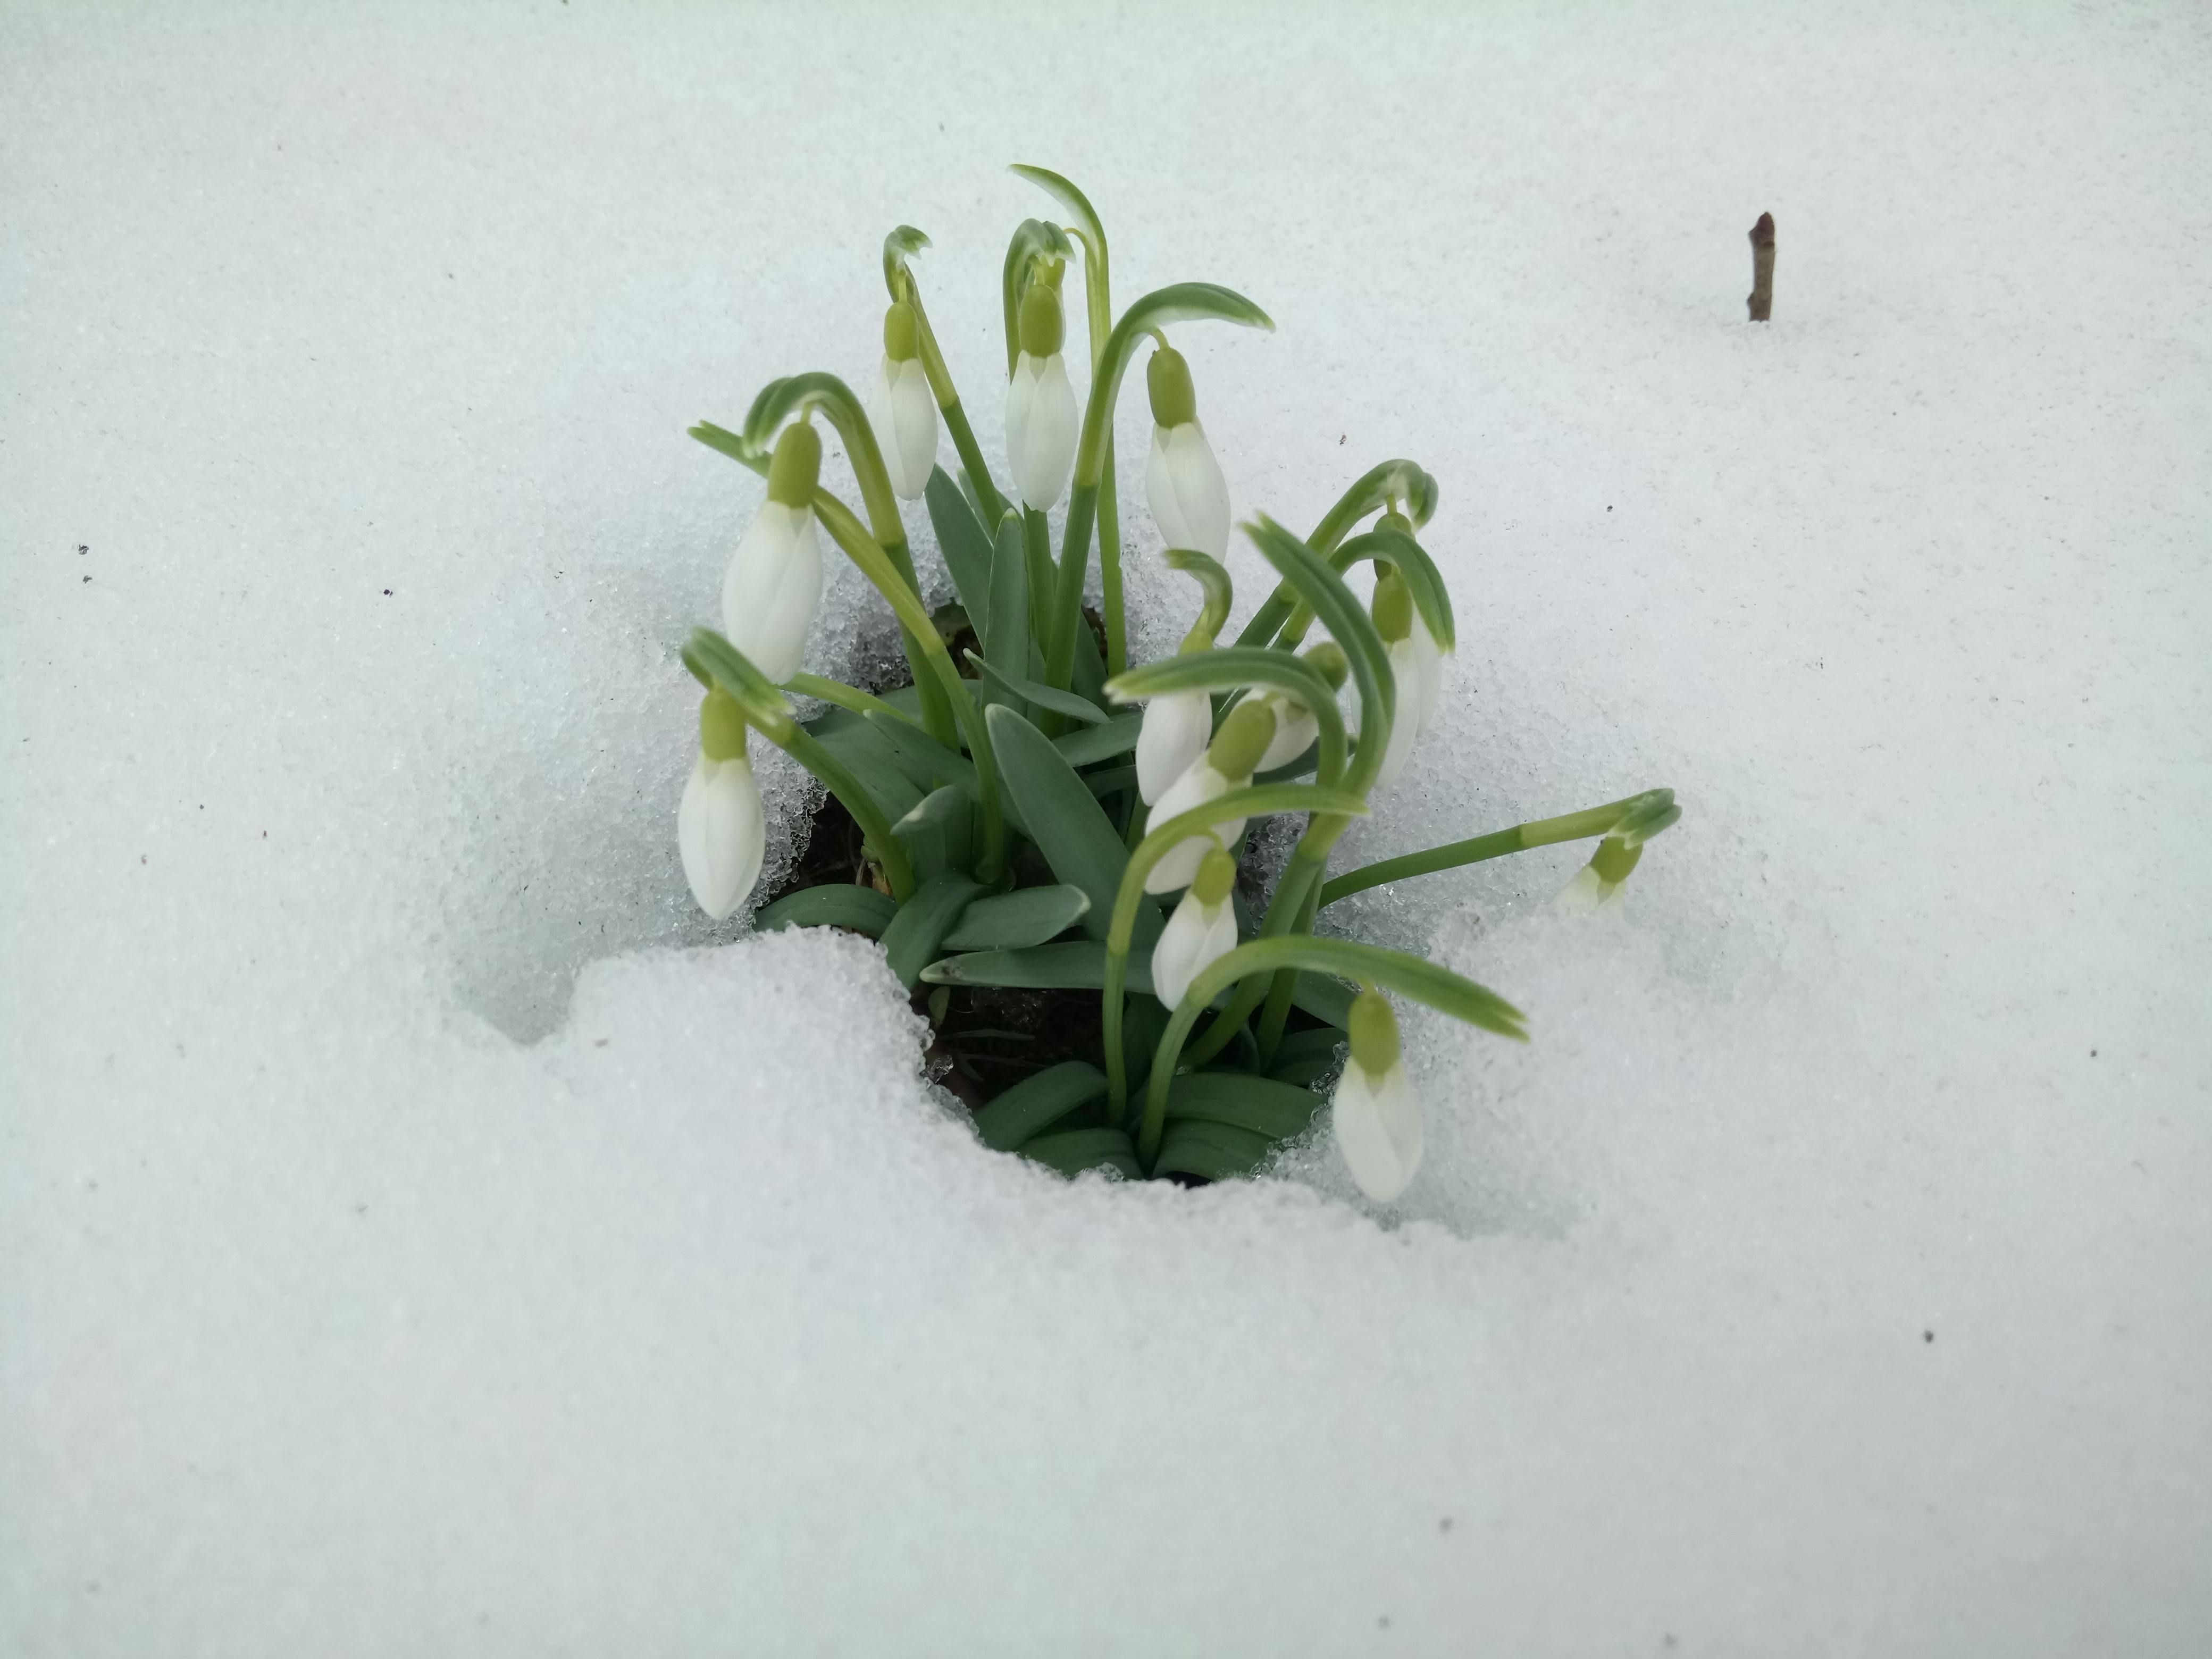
[[1193, 844, 1238, 906], [883, 299, 921, 362], [1348, 991, 1401, 1075], [699, 687, 749, 761], [1302, 641, 1350, 690], [1371, 568, 1413, 644], [1206, 699, 1276, 780], [766, 420, 822, 507], [1590, 836, 1642, 885], [1147, 343, 1197, 427], [1018, 280, 1065, 357]]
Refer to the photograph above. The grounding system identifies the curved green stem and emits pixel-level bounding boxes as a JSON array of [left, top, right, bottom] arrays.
[[1163, 548, 1233, 648], [1234, 460, 1438, 650], [1046, 282, 1273, 693], [1274, 524, 1458, 655], [1105, 646, 1346, 789], [785, 672, 925, 732], [1138, 934, 1527, 1165], [810, 491, 1007, 885], [1316, 791, 1675, 907], [1101, 784, 1369, 1124]]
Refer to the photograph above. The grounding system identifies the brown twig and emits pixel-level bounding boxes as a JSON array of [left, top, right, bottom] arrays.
[[1747, 212, 1775, 322]]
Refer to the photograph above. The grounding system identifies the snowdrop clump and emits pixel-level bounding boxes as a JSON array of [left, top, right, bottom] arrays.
[[676, 166, 1679, 1199]]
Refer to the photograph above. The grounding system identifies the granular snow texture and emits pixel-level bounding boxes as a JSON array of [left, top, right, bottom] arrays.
[[3, 2, 2209, 1655]]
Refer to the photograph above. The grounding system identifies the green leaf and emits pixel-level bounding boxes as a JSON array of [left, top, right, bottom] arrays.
[[893, 786, 973, 881], [921, 940, 1155, 995], [878, 873, 982, 990], [1164, 1071, 1324, 1142], [984, 511, 1029, 691], [688, 419, 766, 469], [1290, 971, 1355, 1028], [986, 705, 1158, 944], [1019, 1126, 1142, 1180], [1243, 520, 1394, 764], [959, 468, 993, 530], [1052, 714, 1141, 766], [967, 650, 1109, 724], [1267, 1026, 1346, 1087], [1009, 164, 1105, 257], [803, 713, 925, 823], [1070, 606, 1110, 707], [1150, 1119, 1280, 1183], [971, 1059, 1107, 1151], [1083, 765, 1138, 799], [754, 884, 900, 940], [940, 884, 1091, 950], [860, 708, 976, 792], [924, 466, 995, 625]]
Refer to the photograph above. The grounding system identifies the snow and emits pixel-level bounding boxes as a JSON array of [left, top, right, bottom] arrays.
[[5, 2, 2209, 1653]]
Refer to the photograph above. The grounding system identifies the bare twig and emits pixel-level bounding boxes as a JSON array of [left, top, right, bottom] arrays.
[[1747, 212, 1775, 322]]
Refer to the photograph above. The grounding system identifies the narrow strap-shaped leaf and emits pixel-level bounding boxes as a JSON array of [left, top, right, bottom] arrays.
[[1266, 1026, 1347, 1088], [1289, 971, 1355, 1028], [878, 873, 982, 990], [924, 466, 995, 625], [967, 651, 1109, 724], [986, 704, 1159, 944], [755, 884, 900, 940], [892, 786, 973, 881], [807, 718, 926, 823], [984, 510, 1029, 690], [921, 940, 1154, 995], [1163, 1072, 1325, 1142], [1020, 1126, 1141, 1180], [1083, 765, 1138, 799], [971, 1059, 1108, 1151], [862, 708, 976, 791], [1150, 1119, 1280, 1183], [1231, 459, 1439, 651], [1052, 714, 1141, 767], [1334, 524, 1456, 652], [940, 884, 1091, 950]]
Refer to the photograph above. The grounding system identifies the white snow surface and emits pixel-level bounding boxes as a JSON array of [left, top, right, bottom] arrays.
[[5, 3, 2210, 1653]]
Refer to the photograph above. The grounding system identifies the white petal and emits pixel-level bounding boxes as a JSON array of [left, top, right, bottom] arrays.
[[1012, 351, 1079, 510], [1135, 688, 1213, 803], [890, 358, 939, 500], [1331, 1059, 1422, 1201], [721, 502, 824, 684], [1145, 425, 1193, 549], [868, 357, 937, 501], [1407, 610, 1446, 736], [1554, 864, 1627, 915], [1256, 696, 1319, 772], [1149, 891, 1212, 1010], [678, 753, 765, 920], [1162, 421, 1230, 558], [1372, 636, 1423, 787], [1004, 353, 1038, 499], [1144, 763, 1241, 893]]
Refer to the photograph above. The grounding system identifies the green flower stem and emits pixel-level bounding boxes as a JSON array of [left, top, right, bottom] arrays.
[[1097, 448, 1126, 677], [1234, 460, 1438, 650], [810, 491, 1007, 885], [1273, 524, 1459, 656], [785, 672, 925, 732], [1023, 507, 1056, 660], [1252, 874, 1323, 1065], [1138, 934, 1528, 1166], [1045, 283, 1273, 693], [778, 726, 919, 902], [1101, 784, 1370, 1125], [685, 631, 917, 903], [1316, 793, 1670, 908]]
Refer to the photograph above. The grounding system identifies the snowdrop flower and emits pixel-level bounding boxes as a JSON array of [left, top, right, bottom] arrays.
[[1369, 562, 1446, 789], [1151, 844, 1241, 1010], [1004, 279, 1079, 510], [865, 298, 939, 501], [1556, 835, 1641, 914], [1135, 688, 1212, 804], [1143, 343, 1230, 558], [1253, 641, 1348, 773], [1145, 699, 1276, 893], [678, 686, 766, 921], [1331, 991, 1422, 1202], [721, 421, 826, 684]]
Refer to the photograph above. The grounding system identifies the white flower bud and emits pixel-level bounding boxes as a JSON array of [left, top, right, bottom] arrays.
[[867, 355, 939, 501], [1135, 687, 1212, 805], [1145, 421, 1231, 558], [1005, 350, 1080, 510], [678, 750, 765, 921], [1150, 847, 1240, 1009], [1332, 992, 1421, 1201]]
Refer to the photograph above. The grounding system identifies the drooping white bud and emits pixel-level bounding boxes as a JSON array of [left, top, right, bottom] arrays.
[[867, 359, 939, 501], [1331, 991, 1422, 1201], [1143, 345, 1230, 558], [1135, 687, 1213, 805], [1143, 700, 1275, 893], [678, 691, 765, 921], [1150, 845, 1241, 1009], [722, 423, 826, 683]]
